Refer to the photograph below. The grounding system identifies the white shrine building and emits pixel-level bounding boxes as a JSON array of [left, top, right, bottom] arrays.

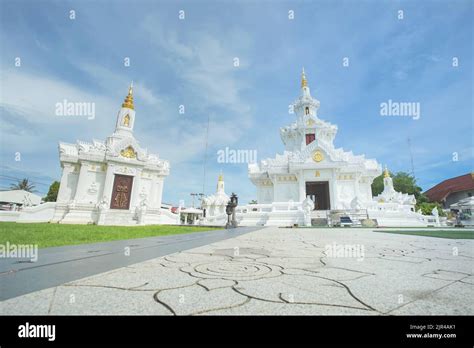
[[231, 70, 427, 227], [51, 84, 178, 225], [200, 173, 230, 225], [249, 69, 380, 210]]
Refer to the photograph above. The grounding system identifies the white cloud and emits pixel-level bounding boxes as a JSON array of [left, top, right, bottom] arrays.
[[0, 69, 117, 148], [76, 63, 162, 106], [140, 14, 254, 121]]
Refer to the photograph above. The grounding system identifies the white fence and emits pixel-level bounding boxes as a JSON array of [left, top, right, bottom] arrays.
[[0, 202, 57, 223]]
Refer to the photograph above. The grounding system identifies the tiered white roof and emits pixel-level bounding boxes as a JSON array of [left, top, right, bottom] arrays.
[[202, 174, 229, 207], [58, 84, 169, 175], [249, 69, 381, 182]]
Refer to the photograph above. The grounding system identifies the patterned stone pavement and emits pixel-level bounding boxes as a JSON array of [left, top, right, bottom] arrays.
[[1, 227, 473, 315]]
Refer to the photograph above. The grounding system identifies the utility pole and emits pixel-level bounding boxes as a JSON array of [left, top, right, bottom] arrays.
[[202, 115, 210, 196], [190, 193, 198, 208], [190, 193, 204, 208], [198, 193, 205, 208]]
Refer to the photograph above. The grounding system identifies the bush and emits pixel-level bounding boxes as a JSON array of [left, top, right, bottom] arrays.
[[44, 181, 60, 202], [416, 202, 446, 217]]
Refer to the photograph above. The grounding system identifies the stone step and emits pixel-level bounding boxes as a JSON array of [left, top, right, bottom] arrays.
[[311, 218, 328, 226], [310, 210, 329, 219]]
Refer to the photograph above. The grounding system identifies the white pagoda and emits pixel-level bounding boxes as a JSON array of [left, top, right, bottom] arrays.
[[51, 84, 178, 225], [374, 167, 417, 205], [248, 69, 381, 210], [235, 69, 427, 227], [201, 173, 230, 225]]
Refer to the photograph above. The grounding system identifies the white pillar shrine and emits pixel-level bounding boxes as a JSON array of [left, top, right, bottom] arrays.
[[51, 83, 173, 225], [248, 69, 381, 211]]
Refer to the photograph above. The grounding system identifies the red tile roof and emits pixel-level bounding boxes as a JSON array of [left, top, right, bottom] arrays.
[[424, 173, 474, 202]]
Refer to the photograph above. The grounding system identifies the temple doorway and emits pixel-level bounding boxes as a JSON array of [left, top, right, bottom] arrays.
[[305, 181, 330, 210], [110, 174, 133, 209]]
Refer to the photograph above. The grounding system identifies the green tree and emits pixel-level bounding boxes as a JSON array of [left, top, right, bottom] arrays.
[[10, 178, 35, 192], [44, 181, 60, 202], [371, 174, 385, 197], [392, 172, 424, 199], [372, 171, 423, 198], [417, 202, 446, 217]]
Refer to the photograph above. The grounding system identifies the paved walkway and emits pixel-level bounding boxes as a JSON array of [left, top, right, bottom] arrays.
[[0, 227, 261, 301], [1, 227, 473, 315]]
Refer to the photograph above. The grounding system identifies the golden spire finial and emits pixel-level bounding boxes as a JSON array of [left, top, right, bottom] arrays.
[[301, 67, 308, 88], [384, 165, 390, 178], [218, 171, 224, 182], [122, 81, 134, 110]]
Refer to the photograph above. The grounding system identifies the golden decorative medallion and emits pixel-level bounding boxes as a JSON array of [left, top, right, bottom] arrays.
[[315, 170, 320, 177], [306, 118, 315, 126], [312, 150, 324, 162], [120, 146, 137, 159]]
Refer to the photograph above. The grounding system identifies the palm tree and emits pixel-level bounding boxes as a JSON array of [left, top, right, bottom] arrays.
[[10, 178, 36, 192]]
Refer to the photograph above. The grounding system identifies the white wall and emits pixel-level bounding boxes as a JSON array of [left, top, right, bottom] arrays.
[[257, 185, 274, 203], [274, 182, 298, 202], [0, 211, 21, 222], [336, 181, 356, 208], [57, 166, 79, 203], [0, 202, 57, 223]]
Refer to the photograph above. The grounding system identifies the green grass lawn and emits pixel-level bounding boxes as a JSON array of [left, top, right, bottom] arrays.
[[374, 229, 474, 239], [0, 222, 221, 248]]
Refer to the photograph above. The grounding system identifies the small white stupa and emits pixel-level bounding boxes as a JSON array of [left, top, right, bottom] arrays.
[[366, 166, 424, 226], [201, 173, 229, 222], [373, 166, 416, 205]]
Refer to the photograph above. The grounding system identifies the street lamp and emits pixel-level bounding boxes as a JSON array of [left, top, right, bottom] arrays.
[[226, 192, 239, 229]]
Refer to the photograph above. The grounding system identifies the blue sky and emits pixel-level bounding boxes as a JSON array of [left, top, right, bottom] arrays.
[[0, 0, 472, 205]]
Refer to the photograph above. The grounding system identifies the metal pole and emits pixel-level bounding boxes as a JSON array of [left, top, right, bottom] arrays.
[[202, 115, 210, 195], [407, 137, 415, 178]]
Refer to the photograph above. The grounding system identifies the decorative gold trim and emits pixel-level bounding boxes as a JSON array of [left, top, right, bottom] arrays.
[[123, 114, 130, 127], [122, 83, 134, 110], [301, 67, 308, 88], [312, 150, 324, 163], [120, 146, 137, 159], [384, 165, 390, 178]]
